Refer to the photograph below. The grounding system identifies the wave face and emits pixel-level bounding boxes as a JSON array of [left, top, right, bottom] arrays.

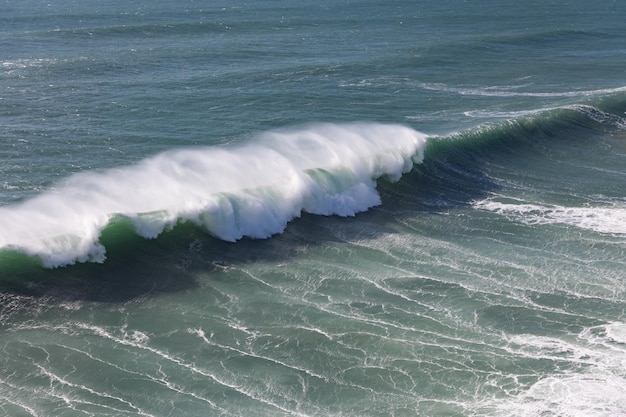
[[0, 123, 426, 268]]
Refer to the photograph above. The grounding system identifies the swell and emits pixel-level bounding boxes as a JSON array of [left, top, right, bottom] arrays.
[[427, 98, 626, 157], [3, 14, 233, 40]]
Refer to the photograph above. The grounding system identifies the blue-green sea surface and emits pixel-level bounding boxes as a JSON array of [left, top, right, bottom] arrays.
[[1, 1, 626, 416]]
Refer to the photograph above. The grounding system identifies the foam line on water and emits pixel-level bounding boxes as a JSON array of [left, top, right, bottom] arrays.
[[0, 123, 427, 268], [189, 328, 329, 381], [473, 198, 626, 235], [35, 362, 158, 417], [419, 83, 626, 98], [68, 322, 306, 416]]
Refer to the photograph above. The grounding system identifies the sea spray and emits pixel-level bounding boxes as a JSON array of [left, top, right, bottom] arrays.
[[0, 123, 427, 268]]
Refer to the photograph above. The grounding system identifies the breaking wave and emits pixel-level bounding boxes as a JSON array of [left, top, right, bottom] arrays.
[[0, 123, 426, 267]]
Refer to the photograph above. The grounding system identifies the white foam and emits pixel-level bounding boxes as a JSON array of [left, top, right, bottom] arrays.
[[477, 323, 626, 417], [0, 123, 426, 267], [491, 374, 626, 417], [604, 323, 626, 345], [473, 198, 626, 235]]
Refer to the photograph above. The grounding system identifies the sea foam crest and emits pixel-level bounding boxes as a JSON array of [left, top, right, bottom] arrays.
[[0, 123, 427, 268]]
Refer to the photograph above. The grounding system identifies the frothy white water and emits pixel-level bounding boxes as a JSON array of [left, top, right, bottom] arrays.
[[476, 323, 626, 417], [473, 198, 626, 235], [0, 123, 426, 268]]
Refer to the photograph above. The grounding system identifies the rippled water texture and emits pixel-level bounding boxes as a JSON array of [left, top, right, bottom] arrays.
[[1, 1, 626, 416]]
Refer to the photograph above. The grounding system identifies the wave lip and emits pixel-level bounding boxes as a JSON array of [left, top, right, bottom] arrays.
[[0, 122, 427, 268]]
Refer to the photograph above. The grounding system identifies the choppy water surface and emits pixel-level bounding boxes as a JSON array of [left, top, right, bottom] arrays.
[[1, 1, 626, 416]]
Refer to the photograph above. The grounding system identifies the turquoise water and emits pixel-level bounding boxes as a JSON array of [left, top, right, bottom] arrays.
[[1, 1, 626, 416]]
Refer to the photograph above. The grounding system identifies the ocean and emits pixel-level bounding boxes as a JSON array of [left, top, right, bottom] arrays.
[[1, 0, 626, 416]]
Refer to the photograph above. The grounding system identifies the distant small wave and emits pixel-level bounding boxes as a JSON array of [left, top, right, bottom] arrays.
[[472, 198, 626, 235], [419, 82, 626, 98]]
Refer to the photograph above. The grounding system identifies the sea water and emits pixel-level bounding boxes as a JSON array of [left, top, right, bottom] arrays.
[[1, 1, 626, 416]]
